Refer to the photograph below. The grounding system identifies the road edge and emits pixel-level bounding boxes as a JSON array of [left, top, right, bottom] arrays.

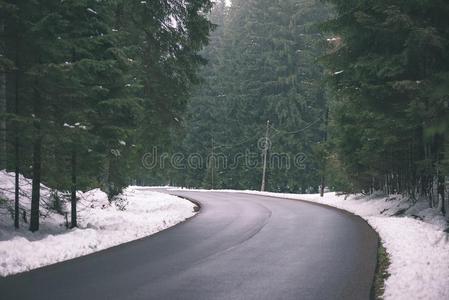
[[371, 240, 391, 300], [227, 192, 383, 300], [167, 189, 386, 299], [0, 191, 202, 278]]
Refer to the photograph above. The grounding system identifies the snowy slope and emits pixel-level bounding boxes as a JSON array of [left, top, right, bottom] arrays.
[[171, 188, 449, 300], [0, 172, 197, 277]]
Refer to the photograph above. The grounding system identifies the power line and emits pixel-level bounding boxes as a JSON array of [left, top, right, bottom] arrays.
[[270, 117, 323, 138], [213, 131, 263, 149], [186, 116, 323, 153]]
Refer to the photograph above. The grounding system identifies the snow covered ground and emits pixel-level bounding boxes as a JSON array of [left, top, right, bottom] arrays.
[[0, 171, 197, 277], [2, 172, 447, 299], [171, 188, 449, 300]]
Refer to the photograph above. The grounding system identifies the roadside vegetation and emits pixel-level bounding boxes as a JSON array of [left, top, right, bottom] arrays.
[[372, 243, 391, 300], [0, 0, 213, 231]]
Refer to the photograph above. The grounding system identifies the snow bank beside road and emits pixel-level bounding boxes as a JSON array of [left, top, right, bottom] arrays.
[[171, 188, 449, 300], [0, 174, 196, 277], [263, 192, 449, 300], [250, 192, 449, 300]]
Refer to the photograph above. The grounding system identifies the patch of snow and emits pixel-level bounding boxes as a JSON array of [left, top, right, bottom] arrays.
[[327, 37, 339, 42], [63, 123, 75, 129], [0, 170, 52, 218], [87, 8, 97, 15], [256, 192, 449, 300], [0, 172, 196, 277]]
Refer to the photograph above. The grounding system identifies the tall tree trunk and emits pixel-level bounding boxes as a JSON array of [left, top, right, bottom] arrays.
[[320, 176, 325, 197], [320, 107, 329, 198], [106, 155, 112, 200], [29, 88, 42, 232], [70, 148, 77, 228], [438, 175, 445, 216], [0, 19, 6, 169], [13, 34, 20, 229], [29, 135, 42, 232], [0, 72, 5, 169], [14, 86, 19, 229]]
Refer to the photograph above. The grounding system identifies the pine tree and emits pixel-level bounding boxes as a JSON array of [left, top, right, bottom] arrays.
[[175, 0, 332, 192], [1, 0, 20, 228], [2, 0, 46, 232], [323, 0, 449, 213], [1, 0, 213, 230]]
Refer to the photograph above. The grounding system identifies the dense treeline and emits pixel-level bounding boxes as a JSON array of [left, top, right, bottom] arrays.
[[169, 0, 333, 192], [171, 0, 449, 216], [0, 0, 213, 231], [323, 0, 449, 214], [2, 0, 449, 232]]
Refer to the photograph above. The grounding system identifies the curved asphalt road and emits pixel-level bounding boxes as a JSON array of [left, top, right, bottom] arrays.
[[0, 190, 378, 300]]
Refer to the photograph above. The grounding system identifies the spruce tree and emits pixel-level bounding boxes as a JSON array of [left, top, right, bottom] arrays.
[[323, 0, 449, 212], [176, 0, 332, 192]]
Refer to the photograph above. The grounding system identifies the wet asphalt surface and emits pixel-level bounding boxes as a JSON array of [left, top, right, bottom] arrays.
[[0, 190, 378, 300]]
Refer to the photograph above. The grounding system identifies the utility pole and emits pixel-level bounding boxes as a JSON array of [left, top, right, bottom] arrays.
[[261, 120, 270, 192], [211, 137, 215, 189]]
